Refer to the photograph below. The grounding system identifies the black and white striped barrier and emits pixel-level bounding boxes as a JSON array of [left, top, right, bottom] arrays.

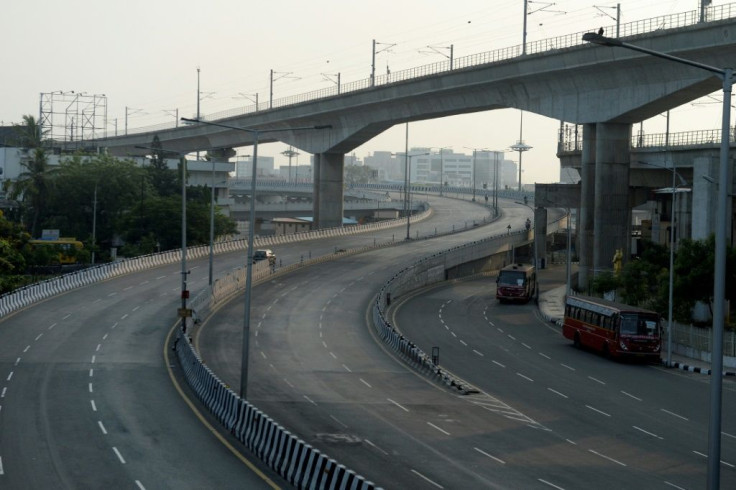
[[174, 330, 380, 489]]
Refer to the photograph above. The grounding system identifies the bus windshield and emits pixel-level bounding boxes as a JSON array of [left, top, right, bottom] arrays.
[[619, 313, 659, 337], [498, 270, 525, 286]]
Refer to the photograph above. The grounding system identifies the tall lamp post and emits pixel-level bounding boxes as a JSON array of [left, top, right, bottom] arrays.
[[405, 152, 429, 239], [181, 117, 331, 399], [583, 32, 733, 489], [135, 145, 190, 328], [639, 159, 690, 368]]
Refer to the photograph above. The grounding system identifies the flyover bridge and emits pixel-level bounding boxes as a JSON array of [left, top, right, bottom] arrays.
[[79, 5, 736, 283]]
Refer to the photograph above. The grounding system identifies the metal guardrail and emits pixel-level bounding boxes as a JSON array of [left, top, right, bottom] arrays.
[[558, 125, 736, 153], [115, 3, 736, 138]]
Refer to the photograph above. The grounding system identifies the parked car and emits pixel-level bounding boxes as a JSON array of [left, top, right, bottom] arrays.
[[253, 249, 275, 263]]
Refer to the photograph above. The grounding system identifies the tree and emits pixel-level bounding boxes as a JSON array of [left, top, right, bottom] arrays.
[[5, 115, 55, 238], [147, 135, 178, 197]]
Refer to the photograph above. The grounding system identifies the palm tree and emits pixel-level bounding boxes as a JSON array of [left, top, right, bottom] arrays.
[[6, 115, 55, 237]]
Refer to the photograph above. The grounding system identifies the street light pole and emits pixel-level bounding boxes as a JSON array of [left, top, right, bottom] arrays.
[[209, 158, 215, 286], [181, 117, 330, 399], [583, 32, 733, 489]]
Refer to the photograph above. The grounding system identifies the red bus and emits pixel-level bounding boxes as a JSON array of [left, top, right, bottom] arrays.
[[563, 295, 661, 360], [496, 263, 536, 303]]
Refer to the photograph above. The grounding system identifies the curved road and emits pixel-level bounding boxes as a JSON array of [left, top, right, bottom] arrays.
[[391, 277, 736, 489], [0, 192, 502, 488]]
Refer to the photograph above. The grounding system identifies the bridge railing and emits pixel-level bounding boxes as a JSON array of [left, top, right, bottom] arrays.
[[118, 3, 736, 138], [558, 125, 736, 153]]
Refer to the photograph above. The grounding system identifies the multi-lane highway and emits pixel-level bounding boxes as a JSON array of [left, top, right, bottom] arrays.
[[0, 192, 505, 488], [197, 195, 735, 489]]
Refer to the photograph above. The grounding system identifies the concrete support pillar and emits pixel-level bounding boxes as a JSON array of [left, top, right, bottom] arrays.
[[578, 123, 596, 291], [534, 206, 547, 269], [313, 152, 344, 229], [692, 156, 718, 240], [593, 122, 631, 276]]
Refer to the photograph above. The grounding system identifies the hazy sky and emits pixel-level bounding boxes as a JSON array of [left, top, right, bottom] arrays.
[[2, 1, 728, 184]]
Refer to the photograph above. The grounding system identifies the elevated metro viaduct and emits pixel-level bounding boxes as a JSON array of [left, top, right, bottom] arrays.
[[85, 11, 736, 290]]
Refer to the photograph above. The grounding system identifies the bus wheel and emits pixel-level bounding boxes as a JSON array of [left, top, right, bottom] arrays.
[[573, 333, 581, 348]]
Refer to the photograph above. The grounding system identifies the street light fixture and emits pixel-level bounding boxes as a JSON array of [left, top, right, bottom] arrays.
[[135, 145, 190, 329], [583, 31, 733, 489], [639, 160, 690, 368], [181, 117, 331, 399]]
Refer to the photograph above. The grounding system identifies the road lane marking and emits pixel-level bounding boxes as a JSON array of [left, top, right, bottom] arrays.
[[460, 340, 467, 346], [96, 344, 102, 352], [547, 388, 568, 398], [474, 447, 505, 464], [588, 376, 606, 385], [102, 334, 108, 340], [98, 421, 108, 435], [135, 481, 146, 490], [1, 388, 6, 398], [329, 352, 337, 359], [621, 390, 642, 401], [303, 395, 317, 406], [633, 426, 663, 439], [112, 447, 126, 464], [14, 358, 20, 366], [365, 439, 389, 456], [89, 369, 94, 377], [48, 323, 56, 330], [492, 360, 505, 368], [0, 456, 3, 475], [507, 334, 516, 341], [589, 449, 626, 466], [342, 364, 352, 372], [522, 343, 532, 349], [560, 363, 575, 371], [539, 479, 565, 489], [330, 415, 348, 428], [89, 383, 93, 393], [91, 355, 96, 364], [427, 422, 450, 435], [663, 481, 687, 489], [661, 408, 688, 421], [410, 469, 443, 489], [359, 378, 372, 388], [387, 398, 409, 412], [585, 405, 611, 417], [35, 333, 43, 341], [539, 352, 551, 359], [91, 400, 97, 412], [23, 346, 30, 353], [516, 373, 533, 382], [6, 372, 12, 381]]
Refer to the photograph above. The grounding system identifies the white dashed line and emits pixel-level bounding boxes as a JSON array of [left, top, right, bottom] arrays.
[[102, 334, 108, 340], [516, 373, 534, 382], [1, 388, 6, 398], [135, 480, 146, 490], [459, 340, 467, 346], [410, 469, 444, 489], [538, 478, 565, 489], [14, 358, 20, 366], [365, 439, 389, 456], [621, 390, 642, 401], [48, 323, 56, 330], [96, 344, 102, 352], [303, 395, 317, 406], [588, 376, 606, 385], [359, 378, 372, 388], [661, 408, 688, 421], [34, 333, 43, 341], [539, 352, 551, 359], [112, 447, 126, 464], [585, 405, 611, 417], [329, 352, 337, 359], [547, 388, 568, 398], [63, 314, 71, 320], [474, 447, 505, 464], [473, 350, 484, 356], [387, 398, 409, 412], [89, 369, 94, 377], [260, 351, 267, 359], [91, 355, 96, 364], [492, 360, 505, 368], [330, 415, 348, 428], [120, 314, 128, 320], [89, 383, 93, 393], [91, 400, 97, 412], [521, 343, 532, 349], [427, 422, 450, 435], [633, 426, 663, 439], [0, 456, 4, 475], [98, 421, 108, 435], [560, 363, 575, 371], [322, 341, 328, 349], [23, 345, 30, 353], [342, 364, 352, 373], [589, 449, 626, 466], [6, 372, 12, 382]]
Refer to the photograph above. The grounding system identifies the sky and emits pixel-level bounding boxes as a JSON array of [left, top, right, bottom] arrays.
[[1, 1, 729, 185]]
